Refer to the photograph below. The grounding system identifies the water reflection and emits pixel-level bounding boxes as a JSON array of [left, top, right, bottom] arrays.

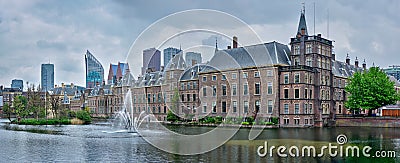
[[0, 119, 399, 162]]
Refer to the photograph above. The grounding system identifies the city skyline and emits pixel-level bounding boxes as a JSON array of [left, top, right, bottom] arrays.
[[0, 1, 399, 87]]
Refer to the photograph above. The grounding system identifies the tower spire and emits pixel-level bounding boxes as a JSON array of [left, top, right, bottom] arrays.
[[215, 37, 218, 52], [297, 3, 308, 36]]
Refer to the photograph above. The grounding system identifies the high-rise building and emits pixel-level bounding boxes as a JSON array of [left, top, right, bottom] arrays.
[[142, 48, 161, 74], [85, 50, 104, 88], [163, 47, 181, 67], [185, 52, 202, 67], [11, 79, 23, 90], [41, 63, 54, 91], [383, 65, 400, 81]]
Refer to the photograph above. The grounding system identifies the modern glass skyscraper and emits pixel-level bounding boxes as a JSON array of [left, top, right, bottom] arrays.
[[41, 63, 54, 91], [163, 47, 181, 67], [185, 52, 202, 67], [85, 50, 104, 88], [11, 79, 23, 90], [142, 48, 161, 75]]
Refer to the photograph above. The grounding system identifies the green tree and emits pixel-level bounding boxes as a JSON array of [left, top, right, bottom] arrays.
[[167, 88, 180, 122], [2, 103, 13, 121], [345, 67, 400, 116], [13, 95, 28, 119]]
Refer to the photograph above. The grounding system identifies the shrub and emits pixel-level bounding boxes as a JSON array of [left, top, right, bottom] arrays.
[[241, 122, 250, 125], [76, 110, 92, 124], [271, 117, 279, 124]]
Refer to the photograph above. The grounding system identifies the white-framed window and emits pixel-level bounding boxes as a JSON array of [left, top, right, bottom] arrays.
[[306, 43, 312, 54], [294, 45, 300, 55], [284, 104, 289, 114], [267, 82, 273, 94], [295, 103, 300, 114], [294, 73, 300, 83], [284, 74, 289, 84], [244, 101, 249, 113], [202, 87, 207, 97], [254, 71, 260, 77], [212, 75, 217, 81], [232, 73, 237, 79], [202, 76, 207, 82], [212, 101, 216, 113], [222, 101, 227, 113], [243, 83, 248, 95], [232, 84, 237, 96], [212, 85, 216, 97], [268, 100, 273, 114], [306, 57, 312, 67], [222, 74, 226, 80], [222, 85, 227, 96], [232, 101, 237, 113], [295, 89, 300, 99], [255, 83, 260, 95], [284, 89, 289, 99], [243, 72, 248, 78], [267, 70, 273, 77], [203, 104, 207, 113]]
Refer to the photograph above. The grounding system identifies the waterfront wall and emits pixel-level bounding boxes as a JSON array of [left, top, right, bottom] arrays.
[[336, 117, 400, 128]]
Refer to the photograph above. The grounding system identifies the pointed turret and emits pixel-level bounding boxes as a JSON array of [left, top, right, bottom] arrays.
[[296, 8, 308, 37]]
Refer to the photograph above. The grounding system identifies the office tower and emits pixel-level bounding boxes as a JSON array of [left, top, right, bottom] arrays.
[[85, 50, 104, 88], [41, 63, 54, 91]]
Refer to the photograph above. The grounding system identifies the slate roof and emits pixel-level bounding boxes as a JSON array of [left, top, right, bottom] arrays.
[[331, 60, 364, 78], [297, 12, 308, 36], [52, 85, 85, 96], [207, 41, 291, 71], [165, 51, 186, 70], [133, 71, 164, 87], [180, 64, 218, 81]]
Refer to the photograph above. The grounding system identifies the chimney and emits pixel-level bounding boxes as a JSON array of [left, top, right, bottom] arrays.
[[346, 54, 350, 65], [62, 83, 65, 88], [227, 45, 231, 49], [317, 33, 322, 37], [233, 36, 238, 48], [355, 57, 359, 68], [362, 59, 367, 70]]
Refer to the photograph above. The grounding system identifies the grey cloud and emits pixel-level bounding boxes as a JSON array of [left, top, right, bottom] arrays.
[[36, 40, 67, 50]]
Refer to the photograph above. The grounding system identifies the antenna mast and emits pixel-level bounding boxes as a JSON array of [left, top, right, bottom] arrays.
[[313, 2, 316, 36]]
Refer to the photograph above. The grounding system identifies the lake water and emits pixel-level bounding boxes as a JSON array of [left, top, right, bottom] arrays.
[[1, 119, 399, 162]]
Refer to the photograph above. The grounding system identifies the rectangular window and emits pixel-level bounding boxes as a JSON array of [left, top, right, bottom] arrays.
[[232, 73, 237, 79], [295, 89, 300, 99], [310, 89, 313, 99], [268, 100, 273, 114], [294, 45, 300, 55], [243, 72, 248, 78], [304, 88, 308, 98], [193, 81, 197, 89], [147, 94, 151, 103], [181, 94, 185, 102], [255, 100, 260, 113], [232, 84, 237, 96], [284, 118, 289, 125], [267, 70, 273, 77], [284, 74, 289, 84], [244, 83, 248, 95], [306, 43, 312, 54], [304, 103, 308, 114], [294, 119, 300, 125], [232, 101, 237, 113], [255, 83, 260, 95], [244, 101, 249, 113], [202, 76, 207, 81], [284, 89, 289, 99], [187, 82, 191, 90], [222, 74, 226, 80], [267, 82, 273, 94], [203, 87, 207, 97], [212, 75, 217, 81], [284, 104, 289, 114], [295, 103, 300, 114], [187, 94, 190, 102], [203, 105, 207, 113], [222, 85, 227, 96], [181, 83, 185, 90], [212, 101, 216, 113], [212, 85, 216, 97], [295, 73, 300, 83], [222, 101, 227, 113], [153, 94, 156, 103], [254, 71, 260, 77], [193, 94, 196, 102]]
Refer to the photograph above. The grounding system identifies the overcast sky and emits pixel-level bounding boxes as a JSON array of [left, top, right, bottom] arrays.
[[0, 0, 399, 88]]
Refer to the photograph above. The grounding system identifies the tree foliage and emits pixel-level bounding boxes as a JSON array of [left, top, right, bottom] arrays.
[[13, 95, 28, 119], [345, 67, 400, 115], [2, 103, 13, 121]]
